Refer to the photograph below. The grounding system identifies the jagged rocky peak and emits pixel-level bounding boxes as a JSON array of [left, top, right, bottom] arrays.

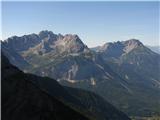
[[56, 34, 89, 53], [98, 41, 123, 52], [123, 39, 143, 47], [122, 39, 143, 53], [38, 30, 59, 46], [2, 30, 90, 55], [63, 34, 84, 45], [96, 39, 143, 53], [2, 33, 41, 52], [64, 34, 79, 40], [5, 33, 40, 43], [38, 30, 57, 39]]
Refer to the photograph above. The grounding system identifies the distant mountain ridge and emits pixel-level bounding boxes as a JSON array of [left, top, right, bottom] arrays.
[[92, 39, 143, 54], [3, 30, 89, 55], [147, 45, 160, 54], [2, 30, 160, 117]]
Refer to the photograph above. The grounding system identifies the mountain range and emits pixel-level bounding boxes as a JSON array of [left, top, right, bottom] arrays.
[[1, 30, 160, 117]]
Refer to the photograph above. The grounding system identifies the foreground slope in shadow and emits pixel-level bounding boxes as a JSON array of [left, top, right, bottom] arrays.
[[1, 52, 130, 120], [1, 53, 90, 120]]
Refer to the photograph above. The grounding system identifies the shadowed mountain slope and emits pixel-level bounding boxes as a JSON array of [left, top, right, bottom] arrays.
[[2, 52, 130, 120], [1, 53, 90, 120]]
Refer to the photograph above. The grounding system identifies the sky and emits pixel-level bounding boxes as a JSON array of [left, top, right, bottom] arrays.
[[1, 1, 159, 47]]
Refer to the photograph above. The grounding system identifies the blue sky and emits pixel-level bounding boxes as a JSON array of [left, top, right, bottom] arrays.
[[1, 1, 159, 47]]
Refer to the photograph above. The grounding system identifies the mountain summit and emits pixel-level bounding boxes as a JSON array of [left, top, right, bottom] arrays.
[[1, 30, 89, 69], [94, 39, 143, 58], [2, 30, 89, 55]]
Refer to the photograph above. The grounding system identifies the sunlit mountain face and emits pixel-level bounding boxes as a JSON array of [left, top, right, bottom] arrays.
[[2, 30, 160, 118]]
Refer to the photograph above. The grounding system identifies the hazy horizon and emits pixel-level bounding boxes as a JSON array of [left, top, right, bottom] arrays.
[[1, 1, 159, 47]]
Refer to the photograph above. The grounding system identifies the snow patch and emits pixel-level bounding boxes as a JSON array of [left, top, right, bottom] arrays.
[[125, 74, 129, 80], [120, 83, 133, 94], [91, 78, 96, 85], [67, 79, 77, 83], [151, 78, 160, 87]]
